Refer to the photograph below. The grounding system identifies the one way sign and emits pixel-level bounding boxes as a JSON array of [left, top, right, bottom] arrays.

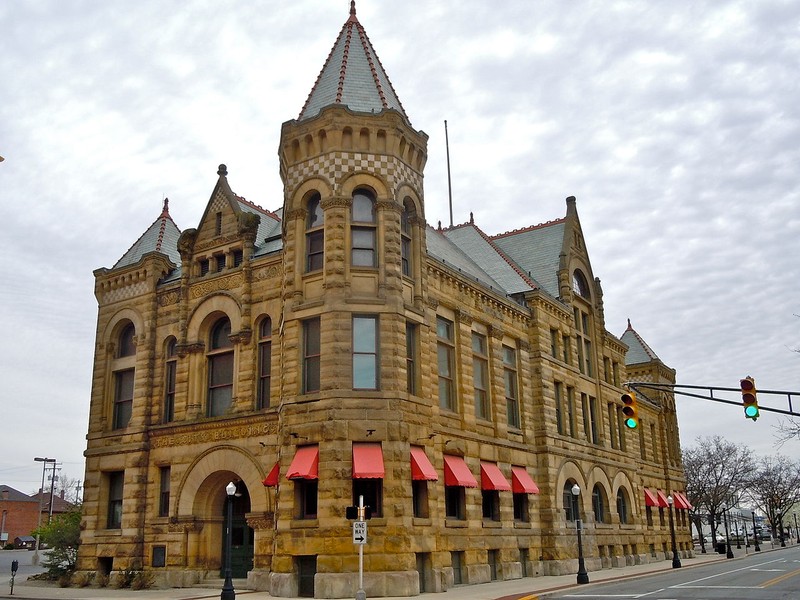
[[353, 521, 367, 545]]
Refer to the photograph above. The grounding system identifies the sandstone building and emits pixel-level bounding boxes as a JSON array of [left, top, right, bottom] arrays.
[[77, 3, 692, 597]]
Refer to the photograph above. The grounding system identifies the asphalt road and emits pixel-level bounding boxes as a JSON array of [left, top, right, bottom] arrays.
[[0, 550, 47, 586], [545, 545, 800, 599]]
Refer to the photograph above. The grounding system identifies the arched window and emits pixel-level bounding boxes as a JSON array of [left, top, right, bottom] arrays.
[[257, 318, 272, 409], [616, 488, 629, 524], [305, 193, 324, 272], [401, 198, 414, 277], [118, 323, 136, 357], [112, 322, 135, 430], [563, 481, 580, 522], [163, 338, 177, 423], [207, 317, 233, 417], [351, 189, 376, 267], [592, 484, 608, 524], [572, 269, 590, 299]]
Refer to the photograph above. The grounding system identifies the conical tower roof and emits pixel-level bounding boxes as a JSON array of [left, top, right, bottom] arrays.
[[113, 199, 181, 269], [298, 1, 409, 123]]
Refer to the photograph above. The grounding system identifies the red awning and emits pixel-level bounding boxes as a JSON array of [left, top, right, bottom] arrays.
[[410, 447, 438, 481], [511, 466, 540, 494], [443, 455, 479, 488], [263, 462, 280, 487], [644, 488, 659, 507], [352, 443, 384, 479], [656, 489, 670, 508], [286, 445, 319, 480], [674, 492, 693, 510], [682, 492, 693, 510], [480, 462, 511, 491]]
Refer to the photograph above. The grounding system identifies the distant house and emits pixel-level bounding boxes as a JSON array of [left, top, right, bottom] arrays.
[[1, 485, 77, 548], [14, 535, 36, 550]]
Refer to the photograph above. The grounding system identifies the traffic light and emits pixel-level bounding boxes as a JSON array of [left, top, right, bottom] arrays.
[[621, 390, 639, 429], [741, 376, 759, 421]]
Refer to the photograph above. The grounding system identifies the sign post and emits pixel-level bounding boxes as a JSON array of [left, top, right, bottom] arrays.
[[354, 495, 367, 600]]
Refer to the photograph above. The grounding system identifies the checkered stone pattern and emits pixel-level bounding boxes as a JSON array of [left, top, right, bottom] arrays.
[[287, 151, 422, 197], [101, 280, 149, 304]]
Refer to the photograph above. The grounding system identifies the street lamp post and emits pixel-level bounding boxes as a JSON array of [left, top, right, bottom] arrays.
[[778, 513, 786, 547], [752, 511, 761, 552], [32, 457, 56, 566], [722, 508, 734, 559], [221, 481, 236, 600], [667, 495, 682, 568], [734, 514, 741, 550], [794, 513, 799, 544], [571, 484, 589, 584]]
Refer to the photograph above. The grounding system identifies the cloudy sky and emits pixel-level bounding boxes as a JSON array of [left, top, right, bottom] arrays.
[[1, 0, 798, 495]]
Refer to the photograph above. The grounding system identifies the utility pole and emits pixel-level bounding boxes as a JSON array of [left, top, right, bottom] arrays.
[[32, 457, 56, 566]]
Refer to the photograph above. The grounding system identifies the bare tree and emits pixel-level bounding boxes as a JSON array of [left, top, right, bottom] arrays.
[[683, 435, 755, 549], [744, 455, 800, 540]]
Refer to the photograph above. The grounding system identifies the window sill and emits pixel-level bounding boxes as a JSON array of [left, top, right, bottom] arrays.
[[291, 519, 319, 528], [482, 520, 502, 528], [514, 521, 532, 529], [445, 518, 468, 528], [413, 517, 432, 526]]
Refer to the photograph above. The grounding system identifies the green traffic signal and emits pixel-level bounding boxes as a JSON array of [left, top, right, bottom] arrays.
[[740, 376, 759, 421], [621, 391, 639, 429]]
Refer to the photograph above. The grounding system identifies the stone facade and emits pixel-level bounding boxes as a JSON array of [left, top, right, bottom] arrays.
[[76, 5, 692, 598]]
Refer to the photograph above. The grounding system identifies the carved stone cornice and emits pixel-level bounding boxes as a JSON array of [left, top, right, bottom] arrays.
[[178, 342, 204, 357], [454, 310, 473, 326], [284, 208, 307, 222], [230, 328, 252, 346], [246, 512, 275, 530], [321, 196, 350, 210]]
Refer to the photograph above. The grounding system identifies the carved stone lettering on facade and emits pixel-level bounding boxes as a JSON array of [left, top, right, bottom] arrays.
[[150, 422, 276, 448], [190, 274, 244, 299]]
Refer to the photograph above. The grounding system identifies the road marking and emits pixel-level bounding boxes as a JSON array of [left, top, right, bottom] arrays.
[[672, 556, 788, 588], [750, 568, 785, 572], [761, 567, 800, 588]]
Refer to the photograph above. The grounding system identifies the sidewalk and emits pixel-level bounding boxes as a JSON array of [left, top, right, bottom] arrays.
[[1, 545, 786, 600]]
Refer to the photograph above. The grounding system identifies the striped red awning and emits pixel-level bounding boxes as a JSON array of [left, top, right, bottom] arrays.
[[480, 462, 511, 491], [511, 466, 540, 494], [644, 488, 659, 507], [410, 447, 438, 481], [673, 491, 693, 510], [656, 489, 670, 508], [352, 443, 384, 479], [443, 455, 479, 488]]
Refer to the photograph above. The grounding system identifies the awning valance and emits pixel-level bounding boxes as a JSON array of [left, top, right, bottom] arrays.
[[480, 462, 511, 491], [410, 447, 438, 481], [352, 443, 384, 479], [286, 445, 319, 480], [511, 466, 540, 494], [443, 455, 479, 488], [263, 462, 280, 487]]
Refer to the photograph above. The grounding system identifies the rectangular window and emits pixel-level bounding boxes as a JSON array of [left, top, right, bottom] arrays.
[[554, 382, 564, 435], [617, 407, 627, 451], [401, 236, 411, 276], [113, 369, 134, 430], [472, 332, 489, 420], [351, 227, 377, 267], [107, 471, 124, 529], [613, 361, 620, 386], [566, 387, 576, 437], [412, 480, 429, 518], [639, 422, 647, 460], [603, 357, 611, 384], [306, 230, 324, 272], [199, 259, 210, 276], [158, 467, 170, 517], [451, 551, 464, 585], [352, 479, 383, 518], [233, 249, 243, 267], [607, 403, 617, 449], [302, 318, 321, 393], [482, 490, 500, 521], [437, 317, 456, 411], [562, 334, 571, 364], [513, 493, 529, 522], [164, 357, 176, 423], [152, 546, 166, 568], [215, 254, 225, 272], [582, 393, 591, 440], [488, 549, 499, 581], [576, 336, 585, 374], [257, 335, 271, 409], [353, 316, 378, 390], [215, 211, 222, 236], [406, 322, 418, 395], [445, 486, 465, 520], [550, 329, 559, 358], [208, 352, 233, 417], [589, 396, 599, 444], [575, 309, 594, 376], [584, 340, 593, 376], [295, 480, 318, 519], [504, 345, 520, 428]]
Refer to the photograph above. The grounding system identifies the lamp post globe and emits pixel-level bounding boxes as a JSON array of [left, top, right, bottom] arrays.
[[667, 495, 681, 568], [221, 481, 237, 600], [571, 484, 589, 584]]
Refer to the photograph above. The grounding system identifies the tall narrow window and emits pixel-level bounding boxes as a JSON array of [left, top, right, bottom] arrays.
[[554, 382, 564, 435], [617, 407, 627, 451], [118, 324, 136, 357], [305, 193, 324, 272], [566, 386, 576, 437], [207, 317, 233, 417], [563, 481, 579, 522], [589, 396, 599, 444], [592, 484, 608, 523], [550, 329, 559, 358], [302, 317, 321, 393], [437, 317, 455, 411], [353, 315, 378, 390], [401, 199, 414, 277], [215, 211, 223, 236], [582, 393, 591, 440], [257, 318, 272, 409], [616, 489, 629, 524], [163, 338, 177, 423], [504, 345, 520, 428], [562, 333, 571, 365], [406, 322, 418, 395], [158, 467, 170, 517], [574, 308, 594, 376], [351, 189, 377, 267], [113, 369, 134, 430], [607, 403, 617, 449], [107, 471, 124, 529], [472, 332, 489, 420]]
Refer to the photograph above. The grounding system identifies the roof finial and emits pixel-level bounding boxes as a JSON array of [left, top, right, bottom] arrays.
[[350, 0, 356, 17], [161, 197, 170, 217], [218, 164, 228, 177], [627, 318, 632, 329]]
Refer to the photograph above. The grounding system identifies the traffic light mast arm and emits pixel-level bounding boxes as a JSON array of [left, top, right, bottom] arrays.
[[623, 382, 799, 417]]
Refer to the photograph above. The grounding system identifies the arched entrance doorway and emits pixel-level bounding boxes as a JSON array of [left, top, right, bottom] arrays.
[[222, 481, 254, 578]]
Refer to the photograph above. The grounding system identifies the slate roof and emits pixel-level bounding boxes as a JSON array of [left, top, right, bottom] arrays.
[[113, 199, 182, 269], [491, 220, 566, 298], [620, 320, 661, 365], [298, 1, 408, 122], [0, 485, 37, 503]]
